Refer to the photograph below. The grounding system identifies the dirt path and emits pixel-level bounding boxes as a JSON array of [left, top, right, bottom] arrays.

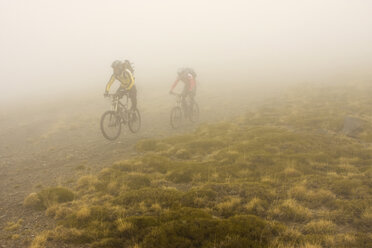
[[0, 87, 275, 247]]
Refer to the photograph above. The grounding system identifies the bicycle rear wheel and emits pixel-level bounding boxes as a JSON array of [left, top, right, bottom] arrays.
[[100, 111, 121, 140], [128, 109, 141, 133], [170, 106, 182, 129]]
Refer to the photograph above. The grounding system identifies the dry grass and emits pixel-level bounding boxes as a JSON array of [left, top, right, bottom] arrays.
[[244, 197, 267, 215], [269, 199, 312, 222], [30, 232, 48, 248], [216, 197, 241, 216], [299, 243, 322, 248], [283, 166, 302, 177], [116, 218, 133, 232], [76, 205, 91, 220], [3, 219, 23, 232], [26, 83, 372, 247], [362, 207, 372, 220], [23, 193, 43, 210], [303, 220, 336, 234]]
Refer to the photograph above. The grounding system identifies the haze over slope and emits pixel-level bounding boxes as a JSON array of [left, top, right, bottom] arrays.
[[16, 82, 372, 248], [1, 0, 372, 106], [1, 1, 372, 247]]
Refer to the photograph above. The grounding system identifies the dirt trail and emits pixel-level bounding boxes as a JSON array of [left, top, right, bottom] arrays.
[[0, 86, 277, 247]]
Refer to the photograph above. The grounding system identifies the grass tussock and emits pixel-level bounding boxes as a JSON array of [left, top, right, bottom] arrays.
[[25, 187, 75, 210], [268, 199, 312, 222], [302, 220, 336, 234], [3, 219, 23, 232], [30, 231, 48, 248], [27, 83, 372, 247]]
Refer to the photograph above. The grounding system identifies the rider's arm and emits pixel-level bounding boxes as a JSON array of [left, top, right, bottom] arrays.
[[188, 73, 196, 90], [105, 75, 115, 92], [189, 79, 196, 90], [170, 78, 180, 92], [125, 70, 135, 90]]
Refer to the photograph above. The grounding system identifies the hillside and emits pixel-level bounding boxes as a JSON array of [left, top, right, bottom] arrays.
[[10, 83, 372, 247], [0, 85, 270, 248]]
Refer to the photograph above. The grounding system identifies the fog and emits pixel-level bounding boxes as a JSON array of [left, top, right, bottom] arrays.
[[2, 2, 372, 247], [1, 0, 372, 106]]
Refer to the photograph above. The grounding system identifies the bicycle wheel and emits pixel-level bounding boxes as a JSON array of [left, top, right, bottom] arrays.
[[100, 111, 121, 140], [189, 102, 199, 123], [170, 106, 182, 129], [128, 109, 141, 133]]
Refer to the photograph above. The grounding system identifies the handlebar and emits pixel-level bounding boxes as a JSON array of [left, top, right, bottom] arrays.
[[104, 92, 129, 99], [104, 93, 117, 98]]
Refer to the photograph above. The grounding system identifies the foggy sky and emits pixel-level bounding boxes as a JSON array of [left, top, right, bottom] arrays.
[[1, 0, 372, 104]]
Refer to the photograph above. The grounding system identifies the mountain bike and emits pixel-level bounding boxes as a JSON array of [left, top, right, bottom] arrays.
[[170, 92, 199, 129], [100, 93, 141, 140]]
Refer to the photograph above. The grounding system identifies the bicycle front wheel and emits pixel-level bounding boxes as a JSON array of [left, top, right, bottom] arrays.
[[170, 106, 182, 129], [128, 109, 141, 133], [100, 111, 121, 140]]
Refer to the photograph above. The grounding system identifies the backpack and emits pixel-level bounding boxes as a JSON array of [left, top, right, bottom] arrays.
[[124, 60, 135, 74]]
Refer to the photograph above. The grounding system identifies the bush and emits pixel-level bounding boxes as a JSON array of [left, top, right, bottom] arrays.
[[181, 188, 217, 208], [166, 168, 194, 184], [126, 175, 151, 189], [303, 220, 336, 234], [244, 197, 268, 216], [32, 187, 75, 209], [175, 149, 191, 159], [115, 188, 182, 209], [269, 199, 312, 222], [24, 193, 44, 210], [143, 213, 274, 248], [136, 139, 158, 152], [141, 154, 172, 174]]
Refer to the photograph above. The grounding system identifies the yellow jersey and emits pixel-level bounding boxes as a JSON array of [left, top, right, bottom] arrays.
[[105, 69, 135, 92]]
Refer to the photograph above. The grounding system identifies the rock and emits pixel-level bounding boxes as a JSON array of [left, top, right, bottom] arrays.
[[342, 116, 366, 137]]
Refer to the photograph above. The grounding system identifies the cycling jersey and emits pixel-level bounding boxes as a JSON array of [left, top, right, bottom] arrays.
[[105, 69, 135, 92], [171, 72, 196, 92]]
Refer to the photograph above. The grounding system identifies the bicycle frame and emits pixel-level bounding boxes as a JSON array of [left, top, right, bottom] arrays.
[[171, 92, 198, 122], [111, 94, 129, 113], [107, 94, 130, 125], [173, 94, 193, 116], [175, 95, 183, 108], [101, 93, 141, 140]]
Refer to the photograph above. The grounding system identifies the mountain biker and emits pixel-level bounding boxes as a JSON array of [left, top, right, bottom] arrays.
[[104, 60, 137, 110], [169, 68, 197, 116]]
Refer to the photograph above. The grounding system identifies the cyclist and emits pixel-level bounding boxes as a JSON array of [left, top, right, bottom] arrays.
[[104, 60, 137, 111], [169, 68, 197, 116]]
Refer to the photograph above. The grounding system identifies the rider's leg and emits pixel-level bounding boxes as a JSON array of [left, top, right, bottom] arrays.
[[116, 87, 125, 98], [191, 85, 196, 99], [181, 86, 189, 118], [181, 96, 187, 118], [186, 93, 193, 118], [129, 85, 137, 111]]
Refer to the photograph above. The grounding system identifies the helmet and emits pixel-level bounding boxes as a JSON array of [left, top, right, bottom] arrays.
[[111, 60, 122, 68]]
